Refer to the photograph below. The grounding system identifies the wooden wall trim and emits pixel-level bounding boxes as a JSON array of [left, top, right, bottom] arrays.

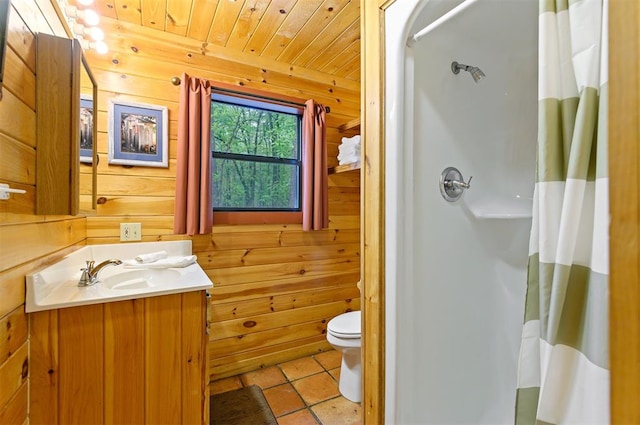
[[361, 1, 388, 424], [609, 1, 640, 422]]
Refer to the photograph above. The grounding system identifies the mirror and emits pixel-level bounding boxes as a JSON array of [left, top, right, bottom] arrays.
[[78, 53, 97, 213]]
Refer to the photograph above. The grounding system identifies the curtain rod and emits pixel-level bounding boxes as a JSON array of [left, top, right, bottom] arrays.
[[407, 0, 478, 47], [170, 76, 331, 113]]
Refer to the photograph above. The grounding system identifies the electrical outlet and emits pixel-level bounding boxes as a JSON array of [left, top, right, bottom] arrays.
[[120, 223, 142, 241]]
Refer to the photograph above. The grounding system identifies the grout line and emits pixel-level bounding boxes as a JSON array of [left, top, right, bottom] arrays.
[[270, 358, 346, 424], [211, 352, 357, 425]]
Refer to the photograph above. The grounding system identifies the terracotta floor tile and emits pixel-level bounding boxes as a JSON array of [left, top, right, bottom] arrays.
[[277, 408, 320, 425], [311, 397, 362, 425], [263, 383, 305, 417], [328, 367, 340, 383], [279, 356, 324, 381], [240, 365, 287, 389], [208, 376, 243, 395], [292, 372, 340, 406], [314, 350, 343, 371]]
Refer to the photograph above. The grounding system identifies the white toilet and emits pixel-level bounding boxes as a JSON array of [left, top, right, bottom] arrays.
[[326, 310, 362, 403]]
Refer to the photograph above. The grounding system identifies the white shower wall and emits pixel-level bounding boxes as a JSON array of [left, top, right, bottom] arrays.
[[385, 0, 538, 423]]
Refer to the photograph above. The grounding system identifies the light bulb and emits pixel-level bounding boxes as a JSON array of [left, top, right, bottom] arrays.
[[94, 41, 108, 54], [88, 27, 104, 41], [80, 9, 100, 26], [71, 23, 104, 42], [65, 5, 100, 26]]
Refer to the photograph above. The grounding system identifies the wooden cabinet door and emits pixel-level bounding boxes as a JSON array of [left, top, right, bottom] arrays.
[[30, 291, 208, 424]]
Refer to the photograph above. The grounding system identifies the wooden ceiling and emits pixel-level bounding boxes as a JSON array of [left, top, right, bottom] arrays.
[[73, 0, 361, 81]]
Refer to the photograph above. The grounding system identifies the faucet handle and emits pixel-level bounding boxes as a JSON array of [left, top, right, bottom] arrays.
[[78, 261, 95, 287]]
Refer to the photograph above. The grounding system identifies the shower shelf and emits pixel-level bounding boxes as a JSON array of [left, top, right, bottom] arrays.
[[331, 117, 361, 174], [466, 199, 533, 219], [329, 161, 361, 174]]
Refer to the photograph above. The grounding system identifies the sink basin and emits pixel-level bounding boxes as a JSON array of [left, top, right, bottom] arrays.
[[101, 269, 180, 290], [25, 241, 213, 313]]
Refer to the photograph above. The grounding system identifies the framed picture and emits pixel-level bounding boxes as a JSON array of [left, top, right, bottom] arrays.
[[0, 0, 10, 101], [108, 99, 168, 167], [79, 95, 93, 163]]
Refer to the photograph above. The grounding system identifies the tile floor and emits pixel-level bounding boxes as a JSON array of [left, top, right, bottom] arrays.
[[209, 350, 361, 425]]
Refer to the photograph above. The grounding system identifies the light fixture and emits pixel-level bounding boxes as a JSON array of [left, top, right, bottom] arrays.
[[65, 6, 100, 26], [94, 40, 108, 54], [80, 39, 109, 55], [73, 23, 104, 41], [58, 1, 108, 55]]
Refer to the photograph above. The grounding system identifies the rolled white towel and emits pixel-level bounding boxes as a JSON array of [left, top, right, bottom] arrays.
[[123, 255, 197, 269], [339, 142, 361, 150], [341, 135, 361, 145], [338, 149, 360, 159], [338, 155, 360, 165], [338, 156, 360, 164], [338, 145, 361, 155], [134, 250, 168, 264]]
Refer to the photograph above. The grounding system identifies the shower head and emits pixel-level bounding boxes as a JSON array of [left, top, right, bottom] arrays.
[[451, 61, 486, 83]]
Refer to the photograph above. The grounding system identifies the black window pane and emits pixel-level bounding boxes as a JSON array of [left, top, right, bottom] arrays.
[[212, 102, 299, 160], [212, 158, 299, 209]]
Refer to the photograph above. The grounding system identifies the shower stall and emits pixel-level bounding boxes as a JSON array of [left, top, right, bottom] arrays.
[[385, 0, 538, 423]]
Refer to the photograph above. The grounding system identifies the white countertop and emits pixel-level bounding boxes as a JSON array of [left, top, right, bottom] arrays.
[[25, 241, 213, 313]]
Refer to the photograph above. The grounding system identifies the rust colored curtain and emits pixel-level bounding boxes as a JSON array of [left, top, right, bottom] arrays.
[[302, 99, 328, 231], [173, 73, 213, 235]]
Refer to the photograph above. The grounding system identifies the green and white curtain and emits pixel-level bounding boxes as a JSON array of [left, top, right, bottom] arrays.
[[515, 0, 609, 424]]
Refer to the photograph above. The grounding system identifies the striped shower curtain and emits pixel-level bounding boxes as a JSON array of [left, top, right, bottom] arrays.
[[515, 0, 609, 424]]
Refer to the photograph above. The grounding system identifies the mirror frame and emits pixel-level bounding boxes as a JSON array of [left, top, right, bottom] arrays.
[[79, 52, 98, 214]]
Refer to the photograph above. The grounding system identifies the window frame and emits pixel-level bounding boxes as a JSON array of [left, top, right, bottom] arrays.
[[210, 86, 305, 224]]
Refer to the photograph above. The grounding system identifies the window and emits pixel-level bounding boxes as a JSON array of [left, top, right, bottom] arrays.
[[211, 91, 303, 221]]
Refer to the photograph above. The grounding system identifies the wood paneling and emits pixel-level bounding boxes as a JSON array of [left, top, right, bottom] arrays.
[[0, 219, 86, 273], [0, 308, 28, 364], [146, 295, 182, 424], [182, 291, 209, 424], [35, 34, 80, 215], [361, 1, 385, 423], [29, 310, 59, 424], [0, 382, 28, 425], [609, 0, 640, 422], [76, 0, 361, 81], [58, 305, 104, 424], [0, 2, 87, 424], [29, 293, 208, 424], [104, 299, 145, 424], [0, 343, 28, 413], [4, 0, 360, 421], [2, 0, 637, 423], [81, 0, 361, 384]]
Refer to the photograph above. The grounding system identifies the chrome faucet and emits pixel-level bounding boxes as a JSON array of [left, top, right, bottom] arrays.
[[78, 259, 123, 287]]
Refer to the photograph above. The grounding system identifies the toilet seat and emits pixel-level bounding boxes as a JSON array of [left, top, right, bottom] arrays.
[[328, 311, 361, 339]]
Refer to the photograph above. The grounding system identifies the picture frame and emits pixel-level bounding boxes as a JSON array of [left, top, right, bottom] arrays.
[[0, 0, 10, 101], [108, 99, 168, 168], [79, 95, 94, 163]]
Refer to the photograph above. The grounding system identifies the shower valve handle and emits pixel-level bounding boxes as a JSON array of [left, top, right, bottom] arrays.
[[450, 176, 472, 190], [439, 167, 471, 202]]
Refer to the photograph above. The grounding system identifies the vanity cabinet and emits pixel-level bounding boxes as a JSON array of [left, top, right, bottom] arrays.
[[35, 33, 97, 215], [29, 291, 209, 424]]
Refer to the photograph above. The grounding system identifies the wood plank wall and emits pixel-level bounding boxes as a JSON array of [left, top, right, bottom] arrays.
[[83, 16, 361, 379], [0, 2, 86, 423]]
